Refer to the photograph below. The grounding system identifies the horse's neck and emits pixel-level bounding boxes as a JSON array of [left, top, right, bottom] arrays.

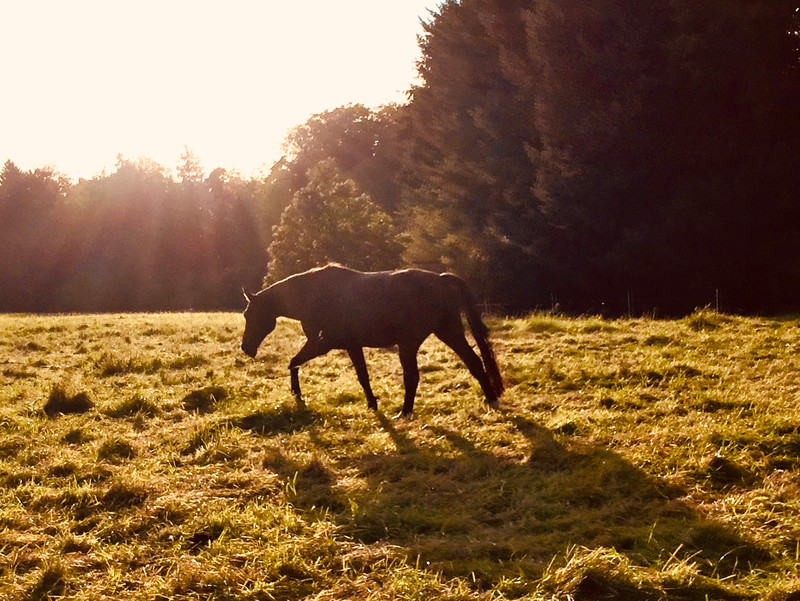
[[268, 277, 308, 321]]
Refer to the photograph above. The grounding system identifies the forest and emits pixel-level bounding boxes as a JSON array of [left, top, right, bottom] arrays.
[[2, 0, 799, 315]]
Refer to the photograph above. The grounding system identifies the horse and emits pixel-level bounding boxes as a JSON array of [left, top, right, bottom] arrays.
[[241, 264, 504, 417]]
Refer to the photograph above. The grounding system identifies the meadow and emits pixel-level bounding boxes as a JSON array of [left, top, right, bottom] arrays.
[[1, 310, 800, 600]]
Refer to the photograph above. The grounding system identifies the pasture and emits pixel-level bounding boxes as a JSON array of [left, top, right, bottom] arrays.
[[1, 310, 800, 599]]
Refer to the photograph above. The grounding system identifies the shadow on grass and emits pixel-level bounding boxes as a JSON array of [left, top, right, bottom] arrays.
[[231, 403, 767, 597], [232, 404, 318, 435], [361, 414, 768, 597], [230, 404, 345, 511]]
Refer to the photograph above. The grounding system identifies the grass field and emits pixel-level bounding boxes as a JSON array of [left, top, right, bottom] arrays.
[[2, 310, 800, 599]]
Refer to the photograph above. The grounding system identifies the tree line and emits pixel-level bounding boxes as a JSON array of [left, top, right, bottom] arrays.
[[2, 0, 799, 314], [0, 156, 269, 312]]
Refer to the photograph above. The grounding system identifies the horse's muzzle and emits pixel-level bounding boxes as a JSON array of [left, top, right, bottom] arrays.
[[241, 343, 257, 358]]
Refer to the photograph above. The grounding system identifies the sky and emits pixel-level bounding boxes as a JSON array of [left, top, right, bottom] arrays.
[[0, 1, 437, 180]]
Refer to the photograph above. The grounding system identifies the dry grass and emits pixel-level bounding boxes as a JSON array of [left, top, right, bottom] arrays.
[[1, 310, 800, 599]]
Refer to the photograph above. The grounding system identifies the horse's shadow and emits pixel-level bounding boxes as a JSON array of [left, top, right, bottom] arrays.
[[235, 403, 768, 587]]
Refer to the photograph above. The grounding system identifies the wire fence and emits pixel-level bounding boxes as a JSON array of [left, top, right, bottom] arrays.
[[480, 287, 770, 319]]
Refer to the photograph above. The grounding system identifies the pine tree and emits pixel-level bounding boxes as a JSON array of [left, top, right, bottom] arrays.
[[400, 0, 543, 304]]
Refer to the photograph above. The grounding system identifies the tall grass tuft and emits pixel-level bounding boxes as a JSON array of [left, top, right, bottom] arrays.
[[105, 394, 159, 418], [97, 438, 136, 463], [22, 558, 69, 601], [43, 385, 94, 417], [684, 307, 732, 331], [182, 386, 228, 413]]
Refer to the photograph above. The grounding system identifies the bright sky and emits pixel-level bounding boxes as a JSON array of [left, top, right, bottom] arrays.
[[0, 1, 436, 180]]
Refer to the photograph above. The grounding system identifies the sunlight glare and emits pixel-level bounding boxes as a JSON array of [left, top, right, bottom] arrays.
[[0, 1, 433, 179]]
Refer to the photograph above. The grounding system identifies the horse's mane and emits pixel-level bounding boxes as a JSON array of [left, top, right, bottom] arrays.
[[264, 263, 354, 296]]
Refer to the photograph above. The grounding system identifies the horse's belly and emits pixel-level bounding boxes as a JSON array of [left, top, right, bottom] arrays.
[[336, 329, 401, 349], [330, 290, 441, 347], [331, 317, 409, 349]]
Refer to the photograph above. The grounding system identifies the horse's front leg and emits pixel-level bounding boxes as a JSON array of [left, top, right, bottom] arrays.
[[290, 367, 301, 399], [347, 347, 378, 410], [289, 336, 330, 405]]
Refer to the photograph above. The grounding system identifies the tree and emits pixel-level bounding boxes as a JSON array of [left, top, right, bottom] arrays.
[[398, 0, 800, 312], [282, 104, 405, 214], [528, 0, 800, 311], [202, 168, 269, 308], [266, 159, 402, 283], [527, 0, 677, 305], [177, 146, 204, 185], [53, 157, 267, 311], [245, 160, 294, 251], [399, 0, 544, 305], [56, 157, 173, 310], [0, 161, 70, 311]]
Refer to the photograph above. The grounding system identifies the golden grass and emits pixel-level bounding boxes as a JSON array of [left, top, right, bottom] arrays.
[[1, 310, 800, 599]]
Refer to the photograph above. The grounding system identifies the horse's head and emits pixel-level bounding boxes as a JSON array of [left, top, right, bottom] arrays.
[[241, 288, 276, 358]]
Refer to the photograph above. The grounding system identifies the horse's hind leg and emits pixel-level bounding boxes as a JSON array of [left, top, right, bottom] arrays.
[[347, 347, 378, 410], [398, 344, 421, 417], [435, 325, 499, 409]]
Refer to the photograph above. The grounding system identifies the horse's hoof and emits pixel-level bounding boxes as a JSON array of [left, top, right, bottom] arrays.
[[486, 399, 500, 411], [394, 410, 413, 420]]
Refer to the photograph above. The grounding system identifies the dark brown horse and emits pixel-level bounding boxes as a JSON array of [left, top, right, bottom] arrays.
[[241, 264, 504, 416]]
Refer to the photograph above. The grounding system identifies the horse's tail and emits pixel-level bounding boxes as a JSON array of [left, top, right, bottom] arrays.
[[442, 273, 505, 398]]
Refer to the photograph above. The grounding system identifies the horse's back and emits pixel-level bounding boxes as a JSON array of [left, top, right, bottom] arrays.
[[353, 268, 451, 308], [309, 265, 446, 301], [301, 265, 457, 347]]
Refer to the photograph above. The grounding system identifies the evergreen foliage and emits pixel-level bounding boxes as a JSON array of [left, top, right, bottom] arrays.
[[400, 0, 543, 302], [398, 0, 800, 313]]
